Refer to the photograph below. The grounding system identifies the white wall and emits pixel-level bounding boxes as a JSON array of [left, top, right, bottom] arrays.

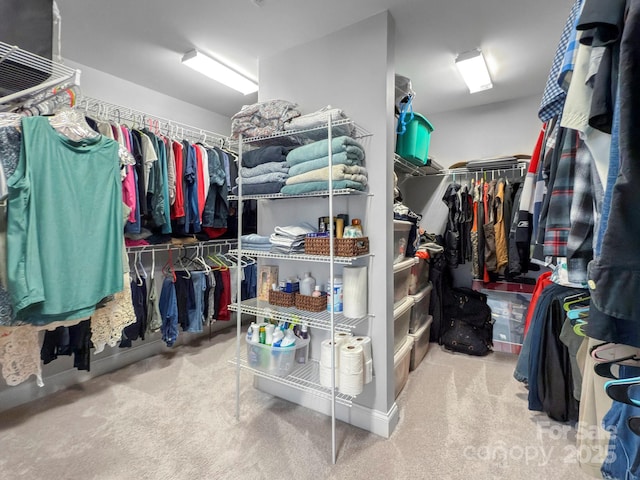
[[65, 59, 231, 135], [426, 93, 543, 167], [256, 11, 398, 434]]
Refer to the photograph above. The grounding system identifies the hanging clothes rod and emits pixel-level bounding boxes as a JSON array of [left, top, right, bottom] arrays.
[[78, 96, 232, 147], [441, 162, 529, 177], [125, 239, 237, 254]]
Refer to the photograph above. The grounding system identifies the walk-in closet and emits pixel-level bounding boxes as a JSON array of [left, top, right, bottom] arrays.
[[0, 1, 635, 479]]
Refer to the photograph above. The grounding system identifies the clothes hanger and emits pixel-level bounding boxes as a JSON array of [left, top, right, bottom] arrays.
[[48, 105, 101, 142], [133, 251, 147, 286], [594, 355, 640, 379], [604, 375, 640, 407], [175, 247, 191, 278], [162, 249, 177, 282], [563, 293, 590, 312]]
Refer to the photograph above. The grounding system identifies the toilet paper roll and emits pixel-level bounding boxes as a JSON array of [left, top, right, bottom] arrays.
[[334, 332, 353, 347], [364, 358, 373, 384], [339, 369, 363, 396], [349, 336, 372, 363], [320, 364, 339, 389], [340, 343, 364, 374], [320, 339, 341, 369], [343, 266, 368, 319]]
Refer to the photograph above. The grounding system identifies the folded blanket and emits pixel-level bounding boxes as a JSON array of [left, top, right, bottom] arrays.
[[286, 165, 368, 186], [269, 237, 307, 248], [283, 106, 355, 138], [241, 234, 271, 244], [280, 180, 367, 195], [231, 100, 301, 139], [242, 145, 293, 168], [288, 150, 364, 177], [286, 136, 365, 166], [232, 181, 285, 195], [241, 162, 289, 178], [239, 171, 289, 185], [270, 245, 306, 255], [243, 243, 273, 251], [273, 223, 316, 238]]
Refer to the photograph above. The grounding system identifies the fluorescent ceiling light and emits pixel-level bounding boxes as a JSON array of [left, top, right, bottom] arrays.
[[181, 49, 258, 95], [455, 49, 493, 94]]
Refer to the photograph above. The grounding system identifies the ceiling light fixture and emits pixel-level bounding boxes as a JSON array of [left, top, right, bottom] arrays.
[[455, 49, 493, 94], [181, 49, 258, 95]]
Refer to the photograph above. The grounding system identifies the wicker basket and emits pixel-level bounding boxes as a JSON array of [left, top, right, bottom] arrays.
[[268, 290, 296, 307], [295, 293, 327, 312], [304, 236, 369, 257]]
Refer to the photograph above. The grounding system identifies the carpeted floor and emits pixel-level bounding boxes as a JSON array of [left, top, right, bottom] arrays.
[[0, 329, 596, 480]]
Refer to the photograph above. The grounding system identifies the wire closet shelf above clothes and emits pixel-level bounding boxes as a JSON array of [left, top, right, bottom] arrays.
[[0, 41, 80, 110], [78, 96, 232, 148]]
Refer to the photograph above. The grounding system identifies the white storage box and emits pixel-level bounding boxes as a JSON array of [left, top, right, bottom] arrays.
[[408, 282, 432, 333], [409, 315, 432, 371], [408, 255, 430, 295], [246, 335, 311, 377], [393, 220, 412, 264], [394, 296, 413, 354], [394, 257, 418, 306], [394, 336, 413, 399]]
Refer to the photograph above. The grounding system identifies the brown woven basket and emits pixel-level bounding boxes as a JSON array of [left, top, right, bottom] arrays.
[[304, 236, 369, 257], [295, 293, 327, 312], [268, 290, 296, 307]]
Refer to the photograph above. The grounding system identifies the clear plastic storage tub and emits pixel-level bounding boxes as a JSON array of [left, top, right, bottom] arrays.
[[246, 335, 310, 377]]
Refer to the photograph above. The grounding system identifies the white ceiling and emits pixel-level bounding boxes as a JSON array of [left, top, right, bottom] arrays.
[[55, 0, 573, 119]]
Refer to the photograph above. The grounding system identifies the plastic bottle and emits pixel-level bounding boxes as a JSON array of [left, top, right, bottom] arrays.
[[259, 325, 266, 344], [265, 324, 275, 346], [300, 272, 316, 296], [296, 323, 310, 364], [326, 276, 343, 313], [352, 218, 363, 236], [312, 285, 322, 297]]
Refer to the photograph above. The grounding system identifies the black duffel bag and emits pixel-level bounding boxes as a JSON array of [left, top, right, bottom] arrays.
[[440, 287, 493, 356]]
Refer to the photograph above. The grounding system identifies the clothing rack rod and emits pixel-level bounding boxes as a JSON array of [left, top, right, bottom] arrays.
[[79, 96, 231, 146], [125, 239, 237, 254]]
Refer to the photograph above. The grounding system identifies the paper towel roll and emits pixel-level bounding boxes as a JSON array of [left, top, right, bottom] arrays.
[[343, 266, 368, 319], [320, 339, 341, 369], [340, 343, 364, 374], [339, 369, 363, 396], [349, 336, 372, 362], [334, 332, 353, 347], [320, 364, 339, 389]]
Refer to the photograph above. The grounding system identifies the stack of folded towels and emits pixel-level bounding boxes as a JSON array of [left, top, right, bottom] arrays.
[[241, 234, 272, 252], [270, 223, 316, 255], [233, 145, 294, 195], [281, 136, 368, 195]]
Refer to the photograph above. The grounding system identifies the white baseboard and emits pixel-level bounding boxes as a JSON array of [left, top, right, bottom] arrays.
[[254, 376, 399, 438]]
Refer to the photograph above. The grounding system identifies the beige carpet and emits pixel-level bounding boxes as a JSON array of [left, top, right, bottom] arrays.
[[0, 329, 596, 479]]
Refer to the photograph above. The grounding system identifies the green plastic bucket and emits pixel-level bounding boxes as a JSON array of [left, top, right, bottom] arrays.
[[396, 113, 434, 166]]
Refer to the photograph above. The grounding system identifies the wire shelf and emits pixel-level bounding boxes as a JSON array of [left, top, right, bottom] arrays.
[[0, 42, 79, 108], [230, 355, 354, 407], [235, 118, 372, 148], [228, 298, 369, 332], [125, 239, 237, 254], [79, 96, 232, 147], [228, 249, 369, 265], [228, 188, 369, 201], [393, 154, 443, 177]]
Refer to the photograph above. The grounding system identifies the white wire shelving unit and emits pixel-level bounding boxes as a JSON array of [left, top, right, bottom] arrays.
[[393, 153, 443, 177], [233, 117, 373, 465], [0, 41, 80, 111]]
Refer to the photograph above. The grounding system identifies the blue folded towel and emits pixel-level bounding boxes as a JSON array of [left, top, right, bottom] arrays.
[[241, 171, 289, 185], [232, 181, 285, 195], [286, 136, 364, 166], [242, 145, 293, 168], [241, 234, 271, 244], [288, 151, 363, 177], [241, 162, 289, 178], [280, 180, 366, 195]]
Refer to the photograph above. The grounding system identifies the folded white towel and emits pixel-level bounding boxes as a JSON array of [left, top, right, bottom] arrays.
[[285, 165, 368, 186]]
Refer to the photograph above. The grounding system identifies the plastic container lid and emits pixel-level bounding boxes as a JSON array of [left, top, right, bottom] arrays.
[[393, 256, 418, 274], [393, 295, 414, 318]]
